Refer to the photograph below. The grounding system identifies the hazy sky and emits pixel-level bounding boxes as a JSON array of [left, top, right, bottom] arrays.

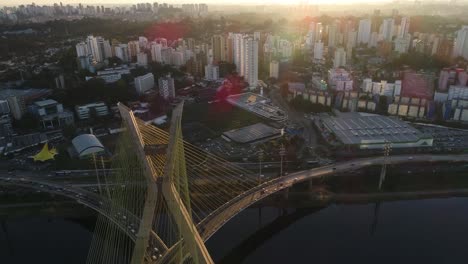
[[4, 0, 395, 6]]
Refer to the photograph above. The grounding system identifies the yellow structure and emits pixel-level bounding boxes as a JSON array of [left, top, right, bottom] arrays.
[[33, 142, 58, 162]]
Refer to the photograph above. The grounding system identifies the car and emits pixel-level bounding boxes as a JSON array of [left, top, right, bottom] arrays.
[[408, 157, 413, 160]]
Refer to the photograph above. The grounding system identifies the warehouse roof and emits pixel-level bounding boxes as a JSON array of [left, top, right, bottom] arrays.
[[72, 134, 105, 157], [321, 112, 430, 145], [223, 123, 281, 144]]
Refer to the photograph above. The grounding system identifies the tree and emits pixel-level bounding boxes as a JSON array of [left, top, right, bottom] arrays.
[[280, 83, 289, 98], [63, 124, 77, 139], [13, 112, 39, 130], [107, 56, 123, 67], [378, 95, 388, 114]]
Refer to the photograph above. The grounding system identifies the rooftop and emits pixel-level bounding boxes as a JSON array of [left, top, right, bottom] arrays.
[[34, 99, 58, 107], [321, 112, 431, 145], [223, 123, 281, 144]]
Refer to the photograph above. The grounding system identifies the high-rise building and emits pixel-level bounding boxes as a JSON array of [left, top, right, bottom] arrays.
[[128, 41, 140, 60], [382, 18, 394, 41], [357, 19, 372, 45], [394, 35, 412, 54], [315, 23, 324, 43], [158, 74, 175, 99], [232, 33, 243, 73], [137, 52, 148, 67], [103, 40, 112, 59], [171, 51, 184, 66], [306, 22, 316, 47], [333, 48, 346, 68], [241, 37, 259, 88], [399, 17, 411, 38], [313, 41, 324, 60], [270, 60, 279, 79], [135, 73, 155, 95], [7, 96, 26, 120], [114, 44, 129, 63], [75, 42, 88, 57], [138, 36, 148, 49], [454, 26, 468, 60], [87, 35, 106, 62], [204, 64, 219, 80], [211, 35, 226, 63], [150, 42, 163, 63], [0, 100, 10, 115], [328, 24, 338, 48]]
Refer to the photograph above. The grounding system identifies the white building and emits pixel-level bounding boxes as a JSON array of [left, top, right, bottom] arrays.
[[241, 37, 259, 88], [394, 35, 412, 54], [150, 42, 163, 63], [94, 66, 131, 83], [114, 44, 129, 63], [158, 75, 175, 99], [204, 64, 219, 81], [137, 52, 148, 67], [357, 19, 372, 45], [448, 85, 468, 100], [86, 35, 104, 62], [103, 40, 112, 59], [328, 68, 353, 91], [75, 42, 88, 57], [270, 60, 279, 79], [382, 18, 394, 41], [313, 41, 324, 61], [328, 24, 338, 49], [138, 36, 148, 49], [362, 79, 401, 97], [171, 51, 185, 66], [399, 17, 411, 38], [135, 73, 155, 95], [232, 33, 244, 73], [333, 48, 346, 68], [75, 102, 109, 120], [454, 26, 468, 60]]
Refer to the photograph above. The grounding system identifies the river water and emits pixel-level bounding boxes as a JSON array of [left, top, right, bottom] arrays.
[[2, 196, 468, 263], [0, 164, 468, 264]]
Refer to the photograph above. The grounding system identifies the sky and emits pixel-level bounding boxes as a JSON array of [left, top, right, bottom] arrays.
[[3, 0, 398, 6]]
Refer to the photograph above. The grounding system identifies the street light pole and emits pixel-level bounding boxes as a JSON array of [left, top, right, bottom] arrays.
[[379, 141, 392, 190], [258, 150, 264, 184], [279, 144, 286, 177]]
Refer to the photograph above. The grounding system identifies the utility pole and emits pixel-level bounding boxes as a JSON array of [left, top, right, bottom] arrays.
[[279, 144, 286, 177], [258, 149, 264, 184], [378, 141, 391, 190]]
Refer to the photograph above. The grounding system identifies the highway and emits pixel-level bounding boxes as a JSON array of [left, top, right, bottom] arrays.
[[0, 176, 167, 260], [198, 153, 468, 241], [3, 153, 468, 256]]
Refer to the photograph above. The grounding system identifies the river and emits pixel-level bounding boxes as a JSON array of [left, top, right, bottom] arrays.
[[2, 165, 468, 263]]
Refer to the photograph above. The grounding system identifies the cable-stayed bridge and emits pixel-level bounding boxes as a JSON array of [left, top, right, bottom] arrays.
[[2, 102, 468, 264]]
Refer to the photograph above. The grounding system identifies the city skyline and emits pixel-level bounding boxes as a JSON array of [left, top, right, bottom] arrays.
[[3, 0, 405, 7]]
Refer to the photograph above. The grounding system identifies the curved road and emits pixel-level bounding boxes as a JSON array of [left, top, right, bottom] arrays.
[[198, 153, 468, 240], [3, 153, 468, 262]]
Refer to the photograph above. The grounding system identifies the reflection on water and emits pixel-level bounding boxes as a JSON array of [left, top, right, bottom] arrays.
[[0, 216, 94, 264], [208, 198, 468, 264], [2, 198, 468, 264], [3, 181, 468, 263]]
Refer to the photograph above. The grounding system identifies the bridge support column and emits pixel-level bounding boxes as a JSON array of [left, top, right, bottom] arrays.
[[378, 164, 386, 190]]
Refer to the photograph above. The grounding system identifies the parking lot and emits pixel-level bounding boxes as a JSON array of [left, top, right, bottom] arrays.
[[416, 124, 468, 152]]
